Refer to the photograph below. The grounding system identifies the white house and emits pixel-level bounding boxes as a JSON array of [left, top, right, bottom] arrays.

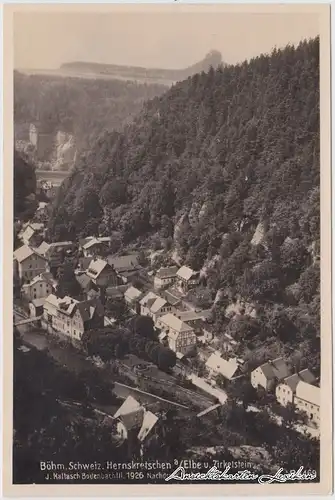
[[294, 381, 320, 427], [124, 286, 143, 314], [251, 358, 291, 391], [154, 266, 179, 289], [14, 245, 48, 282], [206, 353, 240, 381], [276, 369, 316, 406], [21, 272, 56, 301], [43, 294, 104, 341], [156, 313, 196, 355], [113, 396, 159, 445], [176, 265, 200, 292]]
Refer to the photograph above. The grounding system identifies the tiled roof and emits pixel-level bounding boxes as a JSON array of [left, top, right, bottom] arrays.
[[159, 313, 194, 338], [107, 254, 140, 272], [76, 298, 104, 322], [124, 286, 142, 302], [206, 354, 239, 380], [76, 273, 94, 290], [281, 369, 316, 392], [258, 357, 291, 381], [155, 266, 179, 279], [150, 297, 167, 314], [176, 265, 198, 281], [137, 411, 158, 442], [14, 244, 45, 263], [140, 291, 160, 307], [296, 381, 320, 406], [86, 258, 109, 278]]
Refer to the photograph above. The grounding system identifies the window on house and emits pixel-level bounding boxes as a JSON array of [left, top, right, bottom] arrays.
[[40, 284, 42, 288]]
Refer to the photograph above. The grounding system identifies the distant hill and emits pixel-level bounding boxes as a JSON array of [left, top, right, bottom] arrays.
[[60, 50, 224, 83]]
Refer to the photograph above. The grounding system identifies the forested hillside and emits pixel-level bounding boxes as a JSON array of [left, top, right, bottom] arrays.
[[14, 71, 167, 151], [48, 38, 320, 369], [14, 150, 38, 221]]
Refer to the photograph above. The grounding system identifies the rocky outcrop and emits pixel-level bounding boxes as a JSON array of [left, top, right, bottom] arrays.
[[51, 131, 77, 170], [200, 254, 220, 278], [251, 221, 267, 246]]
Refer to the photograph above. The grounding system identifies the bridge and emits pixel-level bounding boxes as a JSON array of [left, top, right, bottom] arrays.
[[14, 315, 42, 327]]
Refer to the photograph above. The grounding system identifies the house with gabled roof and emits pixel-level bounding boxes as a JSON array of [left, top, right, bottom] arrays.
[[251, 357, 291, 391], [21, 271, 56, 301], [294, 381, 320, 427], [81, 236, 112, 257], [113, 396, 159, 446], [139, 292, 176, 324], [156, 313, 197, 355], [206, 354, 241, 381], [14, 244, 48, 282], [43, 293, 104, 341], [18, 222, 45, 247], [276, 369, 316, 406], [154, 266, 179, 290], [86, 258, 118, 288], [107, 254, 141, 282], [124, 286, 143, 314], [176, 265, 200, 292], [36, 240, 75, 269]]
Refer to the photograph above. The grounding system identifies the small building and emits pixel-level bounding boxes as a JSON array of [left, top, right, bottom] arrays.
[[176, 265, 200, 292], [294, 381, 320, 427], [276, 369, 317, 407], [14, 245, 48, 282], [86, 258, 118, 288], [113, 396, 159, 446], [154, 266, 179, 290], [21, 272, 56, 301], [29, 297, 45, 318], [81, 237, 112, 257], [124, 286, 143, 314], [206, 353, 240, 381], [139, 292, 175, 324], [18, 223, 45, 247], [107, 254, 141, 282], [251, 358, 291, 391], [156, 313, 197, 355], [37, 241, 75, 270]]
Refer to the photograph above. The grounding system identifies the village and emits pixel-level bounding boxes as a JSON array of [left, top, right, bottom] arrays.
[[13, 204, 321, 451]]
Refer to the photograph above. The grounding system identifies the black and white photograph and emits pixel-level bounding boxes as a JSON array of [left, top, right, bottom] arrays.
[[3, 3, 332, 495]]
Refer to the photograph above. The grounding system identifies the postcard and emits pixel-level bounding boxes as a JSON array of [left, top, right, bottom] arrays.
[[2, 2, 332, 497]]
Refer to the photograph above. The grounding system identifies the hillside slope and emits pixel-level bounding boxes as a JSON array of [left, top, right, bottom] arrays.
[[61, 50, 223, 83], [48, 38, 320, 369], [14, 72, 167, 153]]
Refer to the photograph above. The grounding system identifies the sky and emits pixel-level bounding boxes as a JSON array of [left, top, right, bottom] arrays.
[[14, 8, 320, 70]]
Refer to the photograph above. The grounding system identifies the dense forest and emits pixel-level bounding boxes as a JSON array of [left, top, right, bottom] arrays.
[[48, 38, 319, 370], [14, 150, 38, 221], [14, 71, 167, 151]]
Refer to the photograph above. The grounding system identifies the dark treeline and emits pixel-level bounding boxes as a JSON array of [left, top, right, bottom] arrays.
[[47, 38, 320, 369]]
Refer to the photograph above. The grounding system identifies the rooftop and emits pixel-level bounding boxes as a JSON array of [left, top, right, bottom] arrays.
[[296, 381, 320, 406], [14, 244, 45, 263], [107, 254, 141, 273], [158, 313, 194, 338], [206, 354, 239, 380], [155, 266, 179, 279], [124, 286, 142, 302], [176, 265, 199, 281], [86, 258, 110, 278]]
